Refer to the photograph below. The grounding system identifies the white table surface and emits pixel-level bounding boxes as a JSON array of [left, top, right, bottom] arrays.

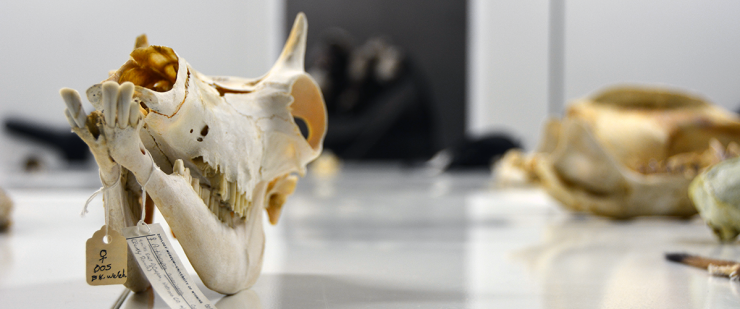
[[0, 165, 738, 308]]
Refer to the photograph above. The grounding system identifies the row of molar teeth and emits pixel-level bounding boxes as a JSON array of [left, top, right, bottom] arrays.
[[216, 179, 252, 219], [635, 158, 701, 177], [174, 159, 252, 226], [633, 141, 740, 177], [195, 179, 251, 223]]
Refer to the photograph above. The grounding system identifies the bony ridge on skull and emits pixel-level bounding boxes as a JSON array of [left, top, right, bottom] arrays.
[[61, 13, 327, 294]]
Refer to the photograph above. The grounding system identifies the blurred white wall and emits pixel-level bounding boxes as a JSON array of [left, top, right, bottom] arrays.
[[565, 1, 740, 108], [0, 0, 283, 173], [469, 0, 740, 150], [467, 0, 550, 150], [4, 0, 740, 171]]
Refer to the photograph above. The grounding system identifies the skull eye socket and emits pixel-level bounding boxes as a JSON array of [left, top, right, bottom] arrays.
[[289, 75, 327, 151], [293, 117, 309, 140]]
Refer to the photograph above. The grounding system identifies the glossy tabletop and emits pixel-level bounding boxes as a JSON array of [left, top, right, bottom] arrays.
[[0, 165, 738, 308]]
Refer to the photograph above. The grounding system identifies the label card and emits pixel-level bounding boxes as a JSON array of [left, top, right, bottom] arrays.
[[122, 223, 215, 309], [86, 226, 128, 285]]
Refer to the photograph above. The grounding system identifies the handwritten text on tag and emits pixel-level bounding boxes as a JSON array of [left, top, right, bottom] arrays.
[[123, 223, 214, 309], [86, 226, 128, 285]]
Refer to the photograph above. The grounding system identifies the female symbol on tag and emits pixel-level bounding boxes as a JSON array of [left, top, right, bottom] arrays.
[[86, 225, 128, 285]]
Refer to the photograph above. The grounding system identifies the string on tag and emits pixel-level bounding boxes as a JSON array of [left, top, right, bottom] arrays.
[[136, 151, 157, 234], [81, 165, 121, 240]]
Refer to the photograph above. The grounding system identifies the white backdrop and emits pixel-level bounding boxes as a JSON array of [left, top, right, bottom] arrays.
[[3, 1, 740, 172], [468, 0, 550, 150], [469, 0, 740, 150], [0, 0, 283, 173]]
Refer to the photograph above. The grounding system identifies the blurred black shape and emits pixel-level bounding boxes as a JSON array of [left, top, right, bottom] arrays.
[[309, 33, 438, 161], [290, 0, 467, 161], [446, 135, 520, 169], [5, 117, 89, 163]]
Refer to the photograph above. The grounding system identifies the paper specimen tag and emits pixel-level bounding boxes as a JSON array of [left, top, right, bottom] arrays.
[[122, 223, 215, 309], [86, 225, 128, 285]]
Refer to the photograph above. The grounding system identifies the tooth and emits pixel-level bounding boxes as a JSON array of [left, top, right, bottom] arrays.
[[174, 159, 185, 175], [236, 194, 244, 216], [229, 182, 239, 201], [208, 188, 216, 213], [202, 187, 211, 208], [191, 178, 200, 195], [184, 168, 191, 182], [211, 189, 219, 213], [242, 195, 248, 216], [219, 205, 227, 222], [230, 182, 238, 205], [232, 194, 238, 215], [219, 174, 229, 198], [204, 193, 211, 211]]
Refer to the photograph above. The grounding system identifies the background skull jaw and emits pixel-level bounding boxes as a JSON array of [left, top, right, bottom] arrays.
[[535, 153, 698, 219]]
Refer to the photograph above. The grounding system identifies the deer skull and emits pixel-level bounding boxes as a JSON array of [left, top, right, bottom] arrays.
[[61, 13, 326, 294]]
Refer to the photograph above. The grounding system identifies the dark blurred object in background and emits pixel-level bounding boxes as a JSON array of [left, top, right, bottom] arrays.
[[5, 118, 89, 166], [308, 32, 437, 161], [428, 135, 521, 171], [446, 135, 520, 169], [289, 0, 467, 162]]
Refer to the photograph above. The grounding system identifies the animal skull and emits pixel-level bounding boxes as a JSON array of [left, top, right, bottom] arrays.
[[61, 13, 326, 294], [497, 86, 740, 218], [689, 156, 740, 242]]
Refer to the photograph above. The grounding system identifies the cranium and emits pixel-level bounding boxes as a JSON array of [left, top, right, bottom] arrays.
[[689, 156, 740, 242], [61, 13, 326, 294], [497, 86, 740, 218]]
